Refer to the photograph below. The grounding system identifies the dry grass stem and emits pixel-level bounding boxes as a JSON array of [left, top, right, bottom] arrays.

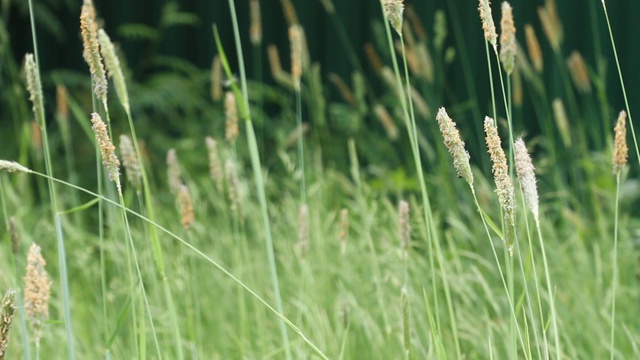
[[24, 243, 52, 346], [119, 135, 142, 193], [225, 92, 239, 143], [613, 110, 628, 175], [80, 1, 108, 104], [205, 137, 224, 191], [98, 29, 130, 112], [0, 290, 16, 360], [478, 0, 498, 51], [524, 24, 543, 73], [514, 137, 540, 223], [249, 0, 262, 46], [383, 0, 404, 35], [91, 113, 121, 193], [436, 108, 474, 186], [499, 2, 516, 74], [567, 51, 592, 94]]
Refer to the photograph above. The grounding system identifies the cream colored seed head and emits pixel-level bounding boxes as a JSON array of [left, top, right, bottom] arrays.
[[436, 107, 473, 186], [613, 110, 628, 175]]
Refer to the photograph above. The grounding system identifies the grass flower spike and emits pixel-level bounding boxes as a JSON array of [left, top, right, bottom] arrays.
[[289, 24, 303, 90], [500, 2, 516, 74], [24, 54, 44, 126], [524, 24, 543, 72], [514, 137, 539, 223], [91, 113, 121, 193], [98, 29, 130, 112], [484, 117, 514, 215], [119, 135, 142, 193], [613, 110, 628, 175], [24, 243, 52, 346], [436, 108, 473, 187], [0, 290, 16, 359], [80, 0, 108, 104], [478, 0, 498, 51], [383, 0, 404, 35], [225, 92, 239, 143]]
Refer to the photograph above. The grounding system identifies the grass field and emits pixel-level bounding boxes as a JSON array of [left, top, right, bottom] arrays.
[[1, 0, 639, 359]]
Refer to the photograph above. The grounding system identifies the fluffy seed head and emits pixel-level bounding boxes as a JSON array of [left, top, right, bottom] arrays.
[[567, 51, 591, 94], [500, 2, 516, 74], [524, 24, 543, 72], [484, 117, 515, 218], [0, 160, 31, 174], [24, 243, 52, 345], [383, 0, 404, 35], [289, 24, 303, 90], [613, 110, 628, 175], [225, 92, 239, 143], [478, 0, 498, 51], [0, 290, 16, 359], [374, 103, 399, 140], [24, 54, 44, 126], [80, 1, 108, 104], [514, 138, 539, 223], [119, 135, 142, 193], [179, 185, 195, 230], [249, 0, 262, 45], [436, 108, 474, 186], [91, 113, 121, 193], [98, 29, 130, 112], [552, 99, 571, 147]]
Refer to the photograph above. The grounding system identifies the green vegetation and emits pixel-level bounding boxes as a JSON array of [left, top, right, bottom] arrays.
[[0, 0, 639, 359]]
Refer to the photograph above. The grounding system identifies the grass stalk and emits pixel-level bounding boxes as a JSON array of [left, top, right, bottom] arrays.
[[26, 1, 74, 357]]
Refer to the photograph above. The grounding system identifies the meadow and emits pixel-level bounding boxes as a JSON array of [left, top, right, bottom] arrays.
[[0, 0, 639, 359]]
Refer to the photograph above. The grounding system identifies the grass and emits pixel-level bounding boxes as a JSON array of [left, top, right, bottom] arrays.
[[0, 0, 639, 359]]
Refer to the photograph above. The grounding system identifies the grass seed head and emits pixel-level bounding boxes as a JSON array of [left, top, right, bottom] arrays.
[[399, 200, 410, 255], [225, 92, 239, 143], [24, 243, 52, 346], [0, 160, 31, 174], [567, 51, 591, 94], [374, 103, 399, 140], [98, 29, 130, 112], [91, 113, 121, 193], [484, 117, 515, 221], [552, 99, 571, 147], [225, 160, 244, 223], [80, 1, 108, 104], [524, 24, 543, 72], [179, 185, 195, 230], [514, 137, 540, 223], [289, 24, 303, 90], [613, 110, 628, 175], [24, 54, 44, 126], [500, 2, 516, 74], [436, 108, 474, 187], [249, 0, 262, 45], [297, 204, 309, 258], [0, 290, 16, 359], [383, 0, 404, 35], [119, 135, 142, 193], [166, 148, 183, 196], [211, 55, 223, 102], [478, 0, 498, 51]]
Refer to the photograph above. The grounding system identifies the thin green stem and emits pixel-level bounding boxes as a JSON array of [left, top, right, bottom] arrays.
[[610, 174, 621, 360]]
